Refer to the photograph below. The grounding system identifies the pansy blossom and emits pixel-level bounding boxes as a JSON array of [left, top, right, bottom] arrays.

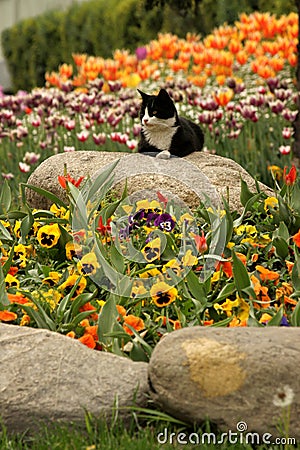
[[150, 281, 178, 307], [142, 237, 161, 262], [37, 223, 61, 248]]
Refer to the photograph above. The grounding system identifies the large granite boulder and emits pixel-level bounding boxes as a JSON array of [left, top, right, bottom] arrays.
[[148, 326, 300, 440], [26, 151, 272, 212], [0, 324, 149, 433], [2, 322, 299, 440]]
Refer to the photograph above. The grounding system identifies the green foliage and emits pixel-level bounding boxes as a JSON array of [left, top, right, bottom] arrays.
[[3, 415, 299, 450], [257, 0, 296, 15], [1, 10, 65, 91], [147, 0, 296, 35]]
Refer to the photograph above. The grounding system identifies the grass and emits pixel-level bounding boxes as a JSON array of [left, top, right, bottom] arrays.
[[1, 411, 299, 450]]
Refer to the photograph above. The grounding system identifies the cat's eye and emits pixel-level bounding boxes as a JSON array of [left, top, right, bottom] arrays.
[[152, 110, 158, 115]]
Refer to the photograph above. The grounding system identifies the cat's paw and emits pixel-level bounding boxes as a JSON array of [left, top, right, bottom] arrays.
[[156, 150, 171, 159]]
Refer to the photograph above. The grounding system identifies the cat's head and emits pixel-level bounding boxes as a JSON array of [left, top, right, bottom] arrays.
[[137, 88, 178, 129]]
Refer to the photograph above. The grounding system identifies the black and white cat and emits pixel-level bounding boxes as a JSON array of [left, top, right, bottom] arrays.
[[137, 88, 204, 158]]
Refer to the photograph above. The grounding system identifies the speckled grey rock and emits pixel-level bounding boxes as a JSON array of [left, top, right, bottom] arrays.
[[0, 324, 149, 433], [148, 326, 300, 440], [26, 151, 272, 212]]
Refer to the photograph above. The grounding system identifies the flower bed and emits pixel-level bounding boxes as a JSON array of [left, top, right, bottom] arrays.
[[1, 158, 300, 360], [0, 11, 300, 360]]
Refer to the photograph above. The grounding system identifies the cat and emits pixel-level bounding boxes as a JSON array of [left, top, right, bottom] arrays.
[[137, 88, 204, 159]]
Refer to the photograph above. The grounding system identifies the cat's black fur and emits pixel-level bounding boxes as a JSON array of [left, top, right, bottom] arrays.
[[137, 88, 204, 158]]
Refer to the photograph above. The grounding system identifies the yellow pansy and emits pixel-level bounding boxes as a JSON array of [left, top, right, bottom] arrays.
[[121, 204, 133, 215], [42, 289, 62, 311], [178, 213, 194, 225], [5, 273, 20, 289], [42, 271, 62, 286], [211, 270, 221, 283], [141, 237, 161, 262], [226, 242, 235, 249], [37, 223, 61, 248], [162, 259, 182, 279], [214, 295, 249, 322], [59, 274, 87, 296], [65, 241, 82, 260], [150, 281, 178, 307], [136, 199, 161, 213], [264, 196, 278, 211], [131, 283, 148, 298], [77, 252, 100, 276], [235, 224, 257, 236], [267, 165, 282, 180], [139, 264, 162, 279], [182, 249, 198, 267], [50, 204, 70, 220]]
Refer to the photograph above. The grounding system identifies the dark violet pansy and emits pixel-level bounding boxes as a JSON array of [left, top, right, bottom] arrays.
[[146, 212, 160, 226], [280, 316, 290, 327], [154, 213, 175, 232], [128, 210, 145, 229], [119, 226, 130, 240]]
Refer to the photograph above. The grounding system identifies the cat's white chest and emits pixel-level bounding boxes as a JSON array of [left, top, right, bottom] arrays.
[[143, 126, 177, 151], [142, 107, 178, 151]]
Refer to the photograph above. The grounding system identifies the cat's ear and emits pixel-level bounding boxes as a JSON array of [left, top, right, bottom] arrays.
[[157, 89, 174, 105], [158, 88, 171, 100], [137, 89, 149, 101]]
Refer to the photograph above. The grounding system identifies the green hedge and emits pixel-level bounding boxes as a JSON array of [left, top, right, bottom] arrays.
[[1, 0, 296, 92], [1, 10, 65, 91]]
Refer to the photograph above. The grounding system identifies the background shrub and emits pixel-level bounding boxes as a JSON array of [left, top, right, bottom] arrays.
[[1, 10, 64, 91]]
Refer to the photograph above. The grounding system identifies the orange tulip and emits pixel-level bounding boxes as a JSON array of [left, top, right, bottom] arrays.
[[228, 39, 242, 54], [292, 230, 300, 247], [45, 71, 61, 88], [215, 89, 233, 106], [78, 334, 96, 349], [288, 53, 297, 67], [116, 304, 126, 318], [251, 274, 271, 307], [269, 57, 284, 72], [59, 63, 73, 79], [7, 293, 27, 304], [72, 53, 87, 67], [236, 51, 248, 65], [79, 302, 98, 322], [84, 325, 98, 342], [66, 331, 76, 338], [123, 315, 145, 335], [283, 165, 297, 186], [255, 265, 280, 283], [0, 310, 18, 322]]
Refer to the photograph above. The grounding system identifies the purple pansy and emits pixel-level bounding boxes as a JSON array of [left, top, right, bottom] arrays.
[[128, 210, 145, 230], [280, 316, 290, 327], [146, 212, 160, 226], [154, 213, 175, 232]]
